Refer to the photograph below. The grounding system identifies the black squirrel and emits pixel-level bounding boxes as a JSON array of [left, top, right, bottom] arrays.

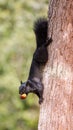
[[19, 18, 52, 104]]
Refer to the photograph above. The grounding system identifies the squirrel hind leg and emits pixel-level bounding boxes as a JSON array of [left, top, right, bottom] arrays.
[[39, 97, 44, 104]]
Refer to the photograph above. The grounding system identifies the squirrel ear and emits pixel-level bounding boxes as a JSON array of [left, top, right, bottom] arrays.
[[20, 81, 23, 84]]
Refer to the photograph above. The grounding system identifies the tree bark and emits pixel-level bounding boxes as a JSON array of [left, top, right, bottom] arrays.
[[38, 0, 73, 130]]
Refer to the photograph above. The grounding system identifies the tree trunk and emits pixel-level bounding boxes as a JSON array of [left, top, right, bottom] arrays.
[[38, 0, 73, 130]]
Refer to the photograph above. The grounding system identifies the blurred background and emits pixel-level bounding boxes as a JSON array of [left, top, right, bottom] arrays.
[[0, 0, 48, 130]]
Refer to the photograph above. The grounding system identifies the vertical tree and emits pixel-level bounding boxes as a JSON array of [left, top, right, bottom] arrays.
[[38, 0, 73, 130]]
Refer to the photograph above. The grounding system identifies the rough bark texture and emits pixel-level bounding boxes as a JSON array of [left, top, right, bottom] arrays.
[[38, 0, 73, 130]]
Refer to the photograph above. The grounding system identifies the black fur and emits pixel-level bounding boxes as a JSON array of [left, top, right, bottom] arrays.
[[19, 18, 52, 104], [34, 18, 48, 48]]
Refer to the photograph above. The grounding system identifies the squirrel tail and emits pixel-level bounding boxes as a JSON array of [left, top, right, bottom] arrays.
[[34, 18, 48, 48]]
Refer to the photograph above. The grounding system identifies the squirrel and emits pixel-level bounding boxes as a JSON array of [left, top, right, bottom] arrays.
[[19, 18, 52, 104]]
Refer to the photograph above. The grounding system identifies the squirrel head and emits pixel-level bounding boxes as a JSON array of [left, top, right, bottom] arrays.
[[19, 81, 32, 95]]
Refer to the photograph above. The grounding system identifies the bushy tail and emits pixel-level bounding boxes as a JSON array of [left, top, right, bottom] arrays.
[[34, 18, 48, 48]]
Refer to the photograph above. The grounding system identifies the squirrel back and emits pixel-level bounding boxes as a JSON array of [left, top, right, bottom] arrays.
[[34, 18, 48, 48]]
